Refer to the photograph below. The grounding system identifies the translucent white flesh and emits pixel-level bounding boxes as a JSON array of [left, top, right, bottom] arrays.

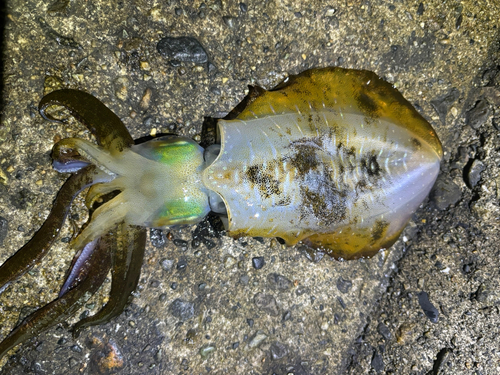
[[69, 138, 211, 251], [202, 110, 441, 245]]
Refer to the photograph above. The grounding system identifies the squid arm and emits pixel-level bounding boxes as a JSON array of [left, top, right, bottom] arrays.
[[39, 89, 134, 152], [41, 90, 149, 333], [0, 89, 147, 361], [0, 235, 112, 360], [72, 223, 147, 337], [0, 166, 98, 294]]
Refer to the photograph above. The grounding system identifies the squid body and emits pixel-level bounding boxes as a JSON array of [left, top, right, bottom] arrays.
[[60, 67, 442, 260], [0, 67, 442, 361]]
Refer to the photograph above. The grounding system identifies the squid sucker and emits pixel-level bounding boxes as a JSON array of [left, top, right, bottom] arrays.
[[0, 67, 442, 361]]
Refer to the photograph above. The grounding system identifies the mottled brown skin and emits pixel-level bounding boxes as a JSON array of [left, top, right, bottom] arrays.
[[215, 67, 442, 258], [235, 68, 442, 159], [299, 219, 395, 261]]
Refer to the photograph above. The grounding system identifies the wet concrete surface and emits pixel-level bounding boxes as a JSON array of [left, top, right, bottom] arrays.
[[0, 0, 499, 374]]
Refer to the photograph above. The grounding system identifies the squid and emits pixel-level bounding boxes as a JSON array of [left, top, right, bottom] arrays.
[[0, 67, 442, 361]]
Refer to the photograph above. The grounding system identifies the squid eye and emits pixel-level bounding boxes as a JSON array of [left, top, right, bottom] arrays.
[[204, 144, 221, 165], [208, 190, 227, 214]]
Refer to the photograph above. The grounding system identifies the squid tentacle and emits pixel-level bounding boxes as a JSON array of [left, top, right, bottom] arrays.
[[0, 89, 147, 361], [72, 223, 147, 337], [40, 90, 149, 329], [0, 165, 99, 295], [58, 238, 100, 297], [0, 235, 112, 361], [39, 89, 134, 152], [70, 192, 130, 251]]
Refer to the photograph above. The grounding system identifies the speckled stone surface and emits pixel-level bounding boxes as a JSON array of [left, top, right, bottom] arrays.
[[0, 1, 499, 374]]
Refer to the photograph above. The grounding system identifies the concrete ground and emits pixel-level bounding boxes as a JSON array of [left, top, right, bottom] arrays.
[[0, 0, 499, 374]]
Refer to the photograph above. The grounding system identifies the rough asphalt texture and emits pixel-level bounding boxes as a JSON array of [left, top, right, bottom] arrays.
[[0, 0, 499, 374]]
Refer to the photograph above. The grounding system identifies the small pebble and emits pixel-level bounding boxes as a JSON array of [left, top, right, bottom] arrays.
[[270, 341, 288, 360], [224, 256, 236, 268], [170, 298, 195, 320], [252, 256, 265, 269], [371, 350, 385, 373], [150, 229, 166, 248], [199, 344, 216, 359], [202, 238, 216, 249], [160, 259, 174, 271], [430, 88, 460, 125], [139, 87, 153, 109], [247, 330, 268, 348], [282, 311, 291, 322], [377, 322, 392, 340], [416, 3, 424, 15], [254, 292, 279, 316], [267, 273, 292, 290], [177, 259, 187, 270], [222, 16, 236, 29], [473, 283, 489, 303], [114, 76, 130, 101], [336, 277, 353, 294], [239, 275, 249, 285], [396, 323, 416, 343], [157, 36, 208, 65], [68, 357, 79, 369], [429, 175, 462, 209], [325, 8, 336, 17], [466, 100, 490, 129], [466, 159, 485, 188], [173, 239, 188, 250], [456, 14, 463, 30], [337, 296, 346, 309], [433, 348, 453, 373], [418, 291, 439, 323]]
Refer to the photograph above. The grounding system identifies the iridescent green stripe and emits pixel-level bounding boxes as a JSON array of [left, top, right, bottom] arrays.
[[149, 139, 200, 165], [153, 199, 207, 226]]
